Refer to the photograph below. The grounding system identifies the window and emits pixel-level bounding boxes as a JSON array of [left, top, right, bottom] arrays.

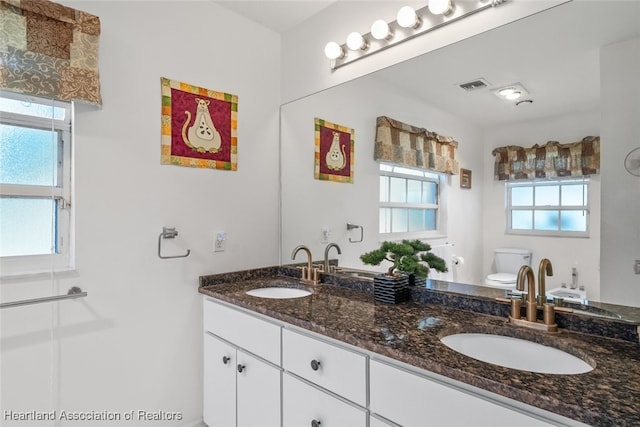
[[0, 91, 73, 276], [506, 179, 589, 237], [379, 163, 444, 238]]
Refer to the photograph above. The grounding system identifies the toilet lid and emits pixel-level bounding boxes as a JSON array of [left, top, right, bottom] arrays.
[[487, 273, 517, 284]]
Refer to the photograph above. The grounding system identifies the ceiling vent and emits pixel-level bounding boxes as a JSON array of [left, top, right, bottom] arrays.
[[458, 78, 490, 91]]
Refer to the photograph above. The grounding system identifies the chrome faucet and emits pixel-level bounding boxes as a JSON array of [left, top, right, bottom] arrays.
[[537, 258, 553, 306], [516, 265, 537, 322], [323, 243, 342, 272], [291, 245, 319, 284]]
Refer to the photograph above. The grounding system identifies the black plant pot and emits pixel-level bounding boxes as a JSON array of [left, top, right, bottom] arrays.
[[407, 273, 427, 287], [373, 274, 410, 304]]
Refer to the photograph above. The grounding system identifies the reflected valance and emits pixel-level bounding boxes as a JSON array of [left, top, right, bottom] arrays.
[[0, 0, 102, 106], [492, 136, 600, 181], [374, 116, 459, 174]]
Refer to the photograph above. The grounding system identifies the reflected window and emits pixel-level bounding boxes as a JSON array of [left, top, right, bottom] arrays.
[[379, 163, 442, 237], [506, 179, 589, 237]]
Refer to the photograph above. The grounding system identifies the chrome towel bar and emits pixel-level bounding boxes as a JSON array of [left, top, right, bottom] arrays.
[[0, 286, 87, 309]]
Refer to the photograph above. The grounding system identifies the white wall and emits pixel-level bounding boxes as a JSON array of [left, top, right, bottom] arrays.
[[281, 0, 569, 103], [281, 75, 485, 284], [600, 37, 640, 306], [482, 111, 602, 300], [1, 2, 281, 426]]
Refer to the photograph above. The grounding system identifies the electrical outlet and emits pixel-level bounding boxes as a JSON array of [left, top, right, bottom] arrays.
[[214, 232, 226, 252], [635, 260, 640, 275], [321, 227, 331, 244]]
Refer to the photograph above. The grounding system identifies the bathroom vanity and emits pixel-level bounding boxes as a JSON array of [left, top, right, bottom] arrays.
[[199, 266, 640, 427]]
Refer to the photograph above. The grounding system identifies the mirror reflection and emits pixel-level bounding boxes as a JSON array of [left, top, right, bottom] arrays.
[[280, 1, 640, 312]]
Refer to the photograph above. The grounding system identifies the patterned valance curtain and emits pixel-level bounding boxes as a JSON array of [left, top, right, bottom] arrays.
[[492, 136, 600, 181], [374, 116, 459, 174], [0, 0, 102, 106]]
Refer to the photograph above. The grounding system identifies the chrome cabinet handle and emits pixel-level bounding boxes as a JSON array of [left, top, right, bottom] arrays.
[[310, 359, 321, 371], [222, 356, 230, 365], [237, 364, 245, 373]]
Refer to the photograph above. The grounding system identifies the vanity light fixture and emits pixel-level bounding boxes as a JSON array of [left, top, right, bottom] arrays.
[[346, 31, 367, 51], [371, 19, 393, 40], [325, 0, 509, 70], [324, 41, 344, 60], [397, 6, 421, 29], [428, 0, 454, 16]]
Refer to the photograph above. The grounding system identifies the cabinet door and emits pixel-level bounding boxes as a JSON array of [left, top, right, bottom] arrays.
[[204, 333, 236, 427], [370, 360, 553, 427], [237, 350, 281, 427], [283, 374, 367, 427]]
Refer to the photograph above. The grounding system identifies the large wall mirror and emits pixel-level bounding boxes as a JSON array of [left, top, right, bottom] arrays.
[[280, 1, 640, 308]]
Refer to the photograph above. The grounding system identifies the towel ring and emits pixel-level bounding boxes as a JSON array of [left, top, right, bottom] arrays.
[[158, 227, 191, 259], [347, 223, 363, 243]]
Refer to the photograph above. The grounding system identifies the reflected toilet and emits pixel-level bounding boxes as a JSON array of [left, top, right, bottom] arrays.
[[485, 248, 532, 290]]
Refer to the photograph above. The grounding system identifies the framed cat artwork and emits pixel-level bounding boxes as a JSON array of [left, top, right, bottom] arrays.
[[314, 118, 354, 183], [161, 77, 237, 170]]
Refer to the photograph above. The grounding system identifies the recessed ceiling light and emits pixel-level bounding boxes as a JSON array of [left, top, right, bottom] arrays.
[[505, 91, 522, 100], [499, 88, 516, 97], [492, 83, 530, 103]]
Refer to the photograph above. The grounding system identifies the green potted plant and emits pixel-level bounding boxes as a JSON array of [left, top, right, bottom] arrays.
[[360, 240, 448, 303]]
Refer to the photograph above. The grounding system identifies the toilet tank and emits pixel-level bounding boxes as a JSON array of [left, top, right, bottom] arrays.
[[494, 248, 532, 274]]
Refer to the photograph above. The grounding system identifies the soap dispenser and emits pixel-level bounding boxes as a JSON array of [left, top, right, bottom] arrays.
[[570, 267, 578, 290]]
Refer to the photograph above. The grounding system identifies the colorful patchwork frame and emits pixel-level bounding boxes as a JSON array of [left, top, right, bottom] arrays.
[[161, 77, 237, 170], [314, 118, 354, 183]]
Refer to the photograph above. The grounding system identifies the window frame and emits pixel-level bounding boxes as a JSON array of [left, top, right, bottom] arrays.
[[505, 178, 590, 238], [0, 90, 74, 277], [379, 163, 446, 240]]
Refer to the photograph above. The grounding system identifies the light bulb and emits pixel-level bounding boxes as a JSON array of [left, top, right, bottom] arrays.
[[346, 32, 366, 51], [397, 6, 420, 28], [324, 41, 344, 60], [428, 0, 453, 15], [505, 91, 522, 100], [371, 19, 392, 40], [498, 88, 515, 97]]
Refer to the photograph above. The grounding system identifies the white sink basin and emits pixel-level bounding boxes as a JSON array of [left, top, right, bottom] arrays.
[[440, 333, 593, 375], [246, 287, 311, 299]]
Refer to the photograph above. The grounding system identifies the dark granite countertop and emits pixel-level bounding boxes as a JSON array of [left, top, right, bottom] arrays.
[[199, 266, 640, 427]]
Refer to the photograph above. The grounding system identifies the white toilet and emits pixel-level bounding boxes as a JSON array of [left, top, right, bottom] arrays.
[[484, 248, 532, 289]]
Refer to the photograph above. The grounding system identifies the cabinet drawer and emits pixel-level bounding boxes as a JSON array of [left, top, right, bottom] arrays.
[[282, 328, 366, 406], [283, 373, 367, 427], [370, 360, 552, 427], [203, 298, 281, 365]]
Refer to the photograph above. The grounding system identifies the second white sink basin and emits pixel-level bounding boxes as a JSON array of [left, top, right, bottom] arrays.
[[440, 333, 593, 375], [246, 287, 311, 299]]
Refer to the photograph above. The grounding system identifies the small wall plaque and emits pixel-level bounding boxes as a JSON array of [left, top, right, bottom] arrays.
[[460, 168, 472, 189]]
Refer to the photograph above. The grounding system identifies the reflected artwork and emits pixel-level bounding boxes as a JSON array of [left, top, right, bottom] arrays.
[[314, 118, 354, 183]]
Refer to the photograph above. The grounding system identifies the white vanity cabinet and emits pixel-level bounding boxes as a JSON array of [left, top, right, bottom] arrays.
[[202, 295, 582, 427], [369, 359, 554, 427], [203, 298, 281, 427]]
